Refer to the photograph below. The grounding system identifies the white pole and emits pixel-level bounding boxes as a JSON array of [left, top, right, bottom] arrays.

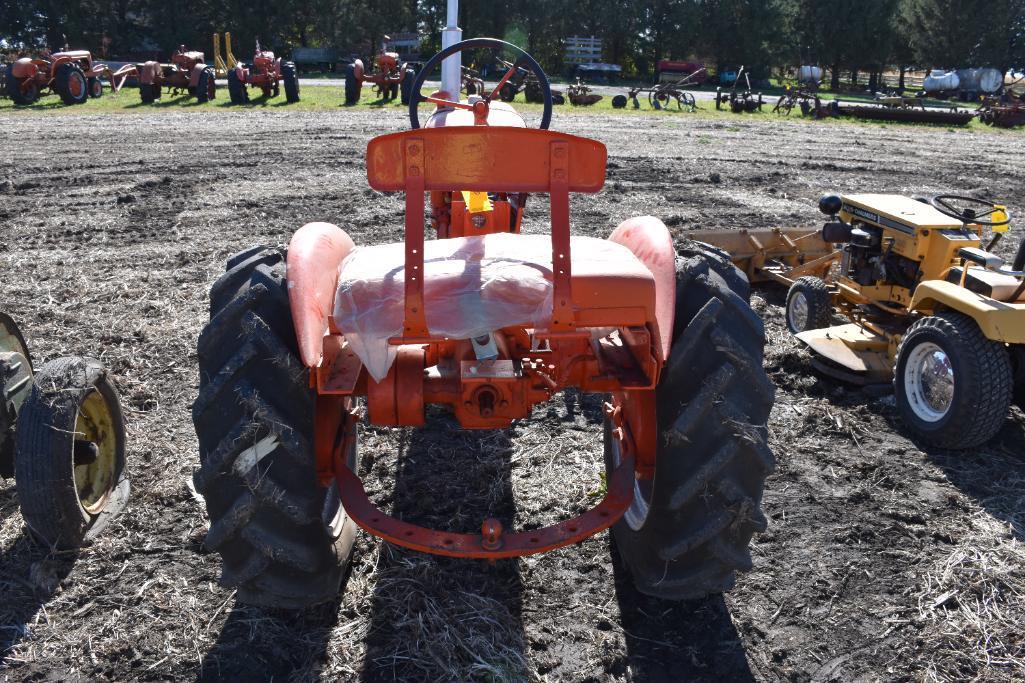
[[440, 0, 461, 98]]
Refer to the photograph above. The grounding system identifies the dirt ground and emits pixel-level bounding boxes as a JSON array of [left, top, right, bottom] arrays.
[[1, 107, 1023, 682]]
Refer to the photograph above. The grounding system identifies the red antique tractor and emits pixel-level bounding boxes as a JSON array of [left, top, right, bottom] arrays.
[[5, 50, 134, 105], [344, 48, 412, 105], [136, 45, 216, 104], [192, 38, 774, 608], [227, 40, 299, 104]]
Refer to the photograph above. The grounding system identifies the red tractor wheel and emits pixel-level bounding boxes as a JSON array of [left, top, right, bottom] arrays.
[[55, 63, 89, 105], [192, 248, 359, 608], [88, 76, 103, 98], [196, 67, 215, 103], [5, 65, 39, 105], [606, 244, 774, 599], [282, 61, 300, 103], [227, 68, 249, 104]]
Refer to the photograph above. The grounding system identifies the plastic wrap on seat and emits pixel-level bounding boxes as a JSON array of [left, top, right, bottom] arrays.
[[333, 232, 647, 381]]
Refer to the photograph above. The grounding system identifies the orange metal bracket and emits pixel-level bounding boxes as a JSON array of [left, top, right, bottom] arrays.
[[549, 140, 573, 331], [403, 138, 429, 338], [332, 417, 636, 558]]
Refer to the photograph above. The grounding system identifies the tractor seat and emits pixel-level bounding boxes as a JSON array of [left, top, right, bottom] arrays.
[[947, 266, 1025, 302], [333, 232, 656, 380]]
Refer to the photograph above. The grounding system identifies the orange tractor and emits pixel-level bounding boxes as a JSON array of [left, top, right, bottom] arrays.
[[344, 48, 413, 105], [192, 38, 774, 608], [5, 50, 134, 105], [227, 40, 299, 104], [136, 45, 217, 104]]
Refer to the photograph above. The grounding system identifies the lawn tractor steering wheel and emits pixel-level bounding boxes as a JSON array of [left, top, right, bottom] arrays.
[[930, 195, 1011, 227], [408, 37, 553, 130]]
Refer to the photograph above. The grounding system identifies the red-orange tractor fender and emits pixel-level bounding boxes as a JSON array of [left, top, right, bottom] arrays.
[[138, 61, 160, 85], [608, 216, 676, 363], [287, 222, 357, 367], [189, 63, 206, 88], [11, 58, 38, 79]]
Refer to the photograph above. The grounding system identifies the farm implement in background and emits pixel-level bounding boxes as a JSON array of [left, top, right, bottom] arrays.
[[715, 66, 763, 113], [567, 79, 602, 106], [612, 69, 704, 111], [811, 96, 975, 126], [5, 50, 135, 105]]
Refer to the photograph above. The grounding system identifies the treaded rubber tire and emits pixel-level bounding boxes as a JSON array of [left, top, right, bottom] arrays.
[[192, 247, 358, 609], [282, 62, 300, 103], [55, 63, 88, 105], [894, 312, 1012, 449], [196, 67, 215, 103], [400, 66, 416, 105], [15, 356, 128, 549], [611, 94, 627, 109], [140, 83, 156, 104], [785, 276, 832, 333], [6, 66, 39, 105], [344, 63, 360, 105], [606, 245, 775, 600], [87, 76, 102, 98], [227, 69, 248, 104], [679, 239, 751, 301], [499, 82, 517, 102]]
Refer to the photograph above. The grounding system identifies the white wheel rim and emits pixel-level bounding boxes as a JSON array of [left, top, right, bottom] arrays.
[[903, 341, 955, 422], [608, 429, 651, 530], [788, 291, 809, 331]]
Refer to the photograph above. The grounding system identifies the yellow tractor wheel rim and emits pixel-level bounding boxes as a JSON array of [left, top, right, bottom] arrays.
[[74, 389, 119, 515]]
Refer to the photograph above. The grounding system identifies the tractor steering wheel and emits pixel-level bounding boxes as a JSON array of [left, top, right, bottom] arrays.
[[408, 37, 553, 130], [930, 195, 1011, 227]]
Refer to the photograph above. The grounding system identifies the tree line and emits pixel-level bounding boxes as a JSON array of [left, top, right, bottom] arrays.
[[1, 0, 1023, 79]]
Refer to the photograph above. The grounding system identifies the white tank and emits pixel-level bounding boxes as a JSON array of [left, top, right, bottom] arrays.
[[798, 66, 823, 84], [924, 69, 959, 93], [955, 68, 1002, 93]]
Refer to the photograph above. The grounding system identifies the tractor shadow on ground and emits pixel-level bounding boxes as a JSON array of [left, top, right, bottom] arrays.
[[197, 591, 343, 680], [895, 413, 1025, 542], [0, 522, 79, 666], [611, 544, 755, 682], [359, 417, 527, 681]]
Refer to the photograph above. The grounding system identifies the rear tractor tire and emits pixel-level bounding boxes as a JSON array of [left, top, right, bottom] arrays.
[[55, 63, 89, 105], [282, 61, 300, 103], [894, 312, 1012, 449], [606, 244, 775, 599], [227, 69, 249, 104], [192, 248, 358, 608], [344, 63, 360, 105], [196, 67, 215, 103], [785, 276, 832, 334], [15, 357, 128, 548], [6, 65, 40, 105]]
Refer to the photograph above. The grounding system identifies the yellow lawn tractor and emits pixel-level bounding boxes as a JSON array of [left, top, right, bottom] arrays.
[[696, 193, 1025, 449]]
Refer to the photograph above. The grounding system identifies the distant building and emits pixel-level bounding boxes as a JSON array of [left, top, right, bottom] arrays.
[[564, 36, 602, 66], [383, 32, 420, 61]]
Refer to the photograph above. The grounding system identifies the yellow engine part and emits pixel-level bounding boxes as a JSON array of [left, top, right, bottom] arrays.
[[460, 191, 492, 214]]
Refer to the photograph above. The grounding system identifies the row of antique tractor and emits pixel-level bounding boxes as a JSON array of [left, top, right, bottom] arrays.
[[4, 41, 300, 107]]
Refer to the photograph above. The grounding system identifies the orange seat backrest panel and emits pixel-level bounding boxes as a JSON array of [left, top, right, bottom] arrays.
[[366, 127, 607, 194]]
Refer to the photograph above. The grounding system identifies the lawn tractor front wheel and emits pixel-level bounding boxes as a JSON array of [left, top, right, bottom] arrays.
[[894, 312, 1012, 449], [192, 248, 359, 608], [15, 356, 128, 548], [785, 276, 832, 334], [606, 244, 775, 599], [282, 61, 300, 103], [55, 63, 89, 105]]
